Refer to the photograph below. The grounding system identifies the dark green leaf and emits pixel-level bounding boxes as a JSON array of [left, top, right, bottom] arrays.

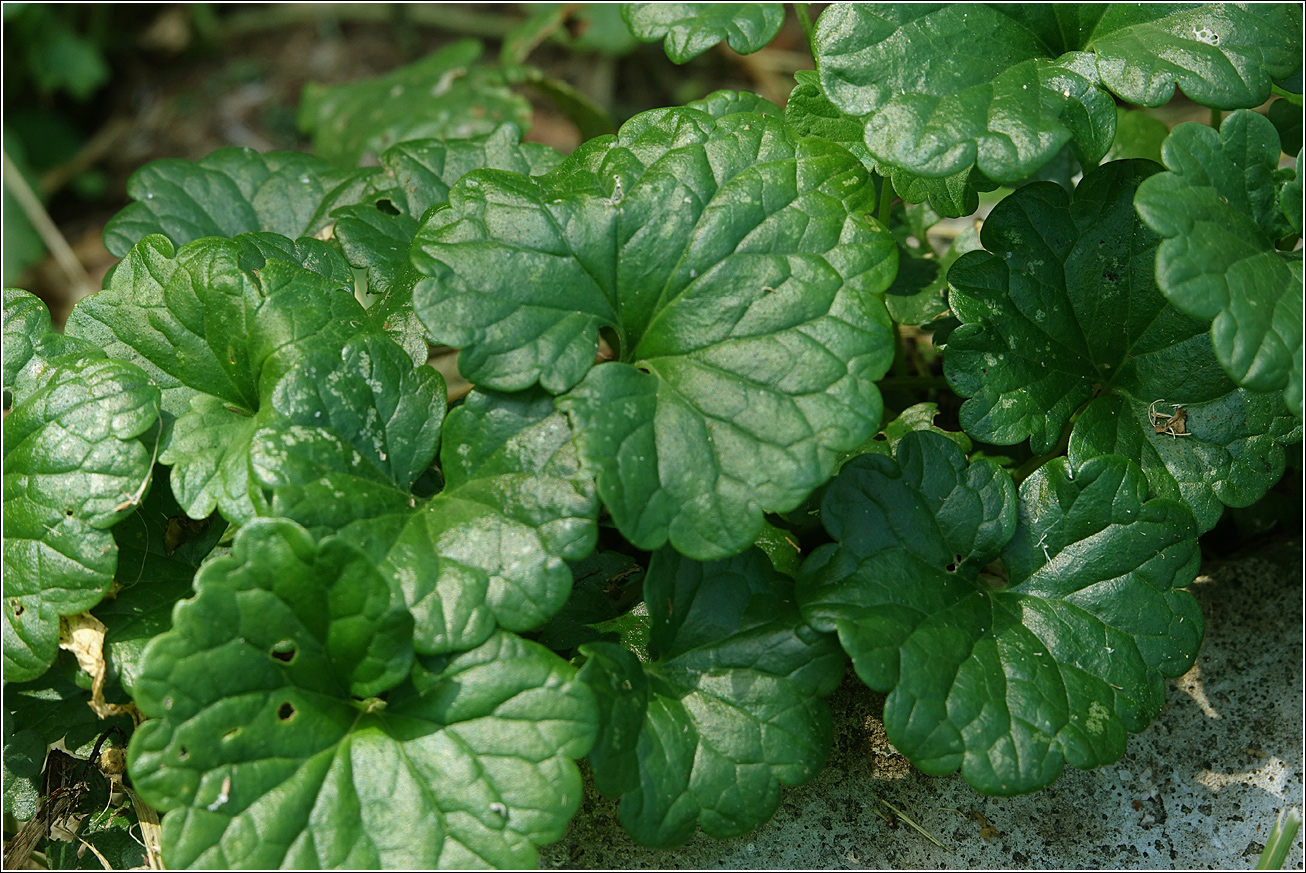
[[128, 521, 594, 868], [946, 160, 1298, 524], [414, 107, 896, 559], [621, 3, 785, 63], [251, 388, 597, 654], [798, 432, 1203, 795], [531, 551, 646, 653], [1102, 108, 1169, 164], [298, 40, 532, 167], [1135, 110, 1304, 417], [579, 547, 843, 847], [97, 465, 226, 694]]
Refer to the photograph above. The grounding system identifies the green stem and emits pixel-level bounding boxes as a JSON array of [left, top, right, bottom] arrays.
[[878, 173, 895, 226], [1210, 107, 1222, 130], [793, 4, 817, 61]]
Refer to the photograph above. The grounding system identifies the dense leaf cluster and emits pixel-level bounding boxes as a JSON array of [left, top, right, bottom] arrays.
[[4, 3, 1301, 868]]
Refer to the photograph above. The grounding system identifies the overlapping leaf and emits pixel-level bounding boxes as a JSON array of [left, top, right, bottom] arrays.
[[298, 39, 532, 167], [621, 3, 785, 63], [64, 233, 435, 526], [797, 431, 1203, 795], [1135, 110, 1304, 418], [945, 160, 1299, 527], [414, 107, 896, 559], [101, 147, 358, 257], [813, 3, 1301, 185], [3, 292, 161, 682], [251, 388, 597, 655], [579, 547, 843, 847], [785, 70, 999, 218], [127, 518, 597, 869]]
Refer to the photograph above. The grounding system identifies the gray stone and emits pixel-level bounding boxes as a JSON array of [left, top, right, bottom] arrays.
[[541, 537, 1304, 870]]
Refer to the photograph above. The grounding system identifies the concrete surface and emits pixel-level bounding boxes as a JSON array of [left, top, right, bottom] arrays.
[[540, 536, 1304, 870]]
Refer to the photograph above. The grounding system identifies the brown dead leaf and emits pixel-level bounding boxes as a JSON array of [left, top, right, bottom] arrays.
[[58, 612, 140, 723]]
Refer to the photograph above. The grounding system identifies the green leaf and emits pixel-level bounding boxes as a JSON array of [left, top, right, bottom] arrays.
[[686, 89, 783, 119], [1134, 110, 1304, 417], [621, 3, 785, 63], [813, 3, 1301, 185], [101, 147, 359, 258], [797, 432, 1204, 795], [3, 353, 161, 683], [128, 521, 594, 868], [414, 107, 896, 559], [97, 465, 226, 694], [785, 70, 999, 219], [333, 125, 563, 298], [946, 160, 1298, 525], [531, 551, 646, 654], [1268, 98, 1303, 158], [4, 288, 103, 404], [298, 39, 532, 167], [579, 546, 843, 847], [251, 388, 597, 654]]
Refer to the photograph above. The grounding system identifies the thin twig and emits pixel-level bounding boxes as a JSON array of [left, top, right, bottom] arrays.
[[3, 147, 97, 304]]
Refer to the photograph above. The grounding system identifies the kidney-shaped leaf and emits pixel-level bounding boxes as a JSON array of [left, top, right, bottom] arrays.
[[414, 107, 896, 559], [1134, 110, 1303, 418], [298, 39, 532, 167], [251, 388, 597, 655], [578, 546, 843, 847], [945, 160, 1299, 527], [621, 3, 785, 63], [797, 431, 1204, 795], [813, 3, 1300, 185], [3, 288, 103, 401], [3, 352, 161, 683], [127, 518, 596, 869]]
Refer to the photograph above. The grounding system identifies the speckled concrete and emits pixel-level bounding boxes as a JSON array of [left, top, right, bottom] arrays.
[[539, 537, 1304, 870]]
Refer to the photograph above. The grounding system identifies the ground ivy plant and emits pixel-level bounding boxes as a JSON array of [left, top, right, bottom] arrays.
[[3, 2, 1302, 868]]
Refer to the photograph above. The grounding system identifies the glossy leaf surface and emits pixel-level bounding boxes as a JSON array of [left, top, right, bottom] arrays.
[[1135, 110, 1303, 418], [579, 547, 842, 846], [797, 432, 1204, 795], [814, 3, 1301, 184], [621, 3, 785, 63], [3, 327, 160, 682], [127, 519, 596, 869], [945, 160, 1299, 527], [414, 107, 896, 559], [251, 388, 596, 655]]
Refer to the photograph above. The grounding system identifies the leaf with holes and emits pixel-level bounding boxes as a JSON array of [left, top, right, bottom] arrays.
[[3, 337, 161, 682], [1134, 109, 1304, 418], [126, 518, 598, 868], [797, 431, 1203, 795], [812, 3, 1301, 185], [250, 388, 595, 655], [578, 546, 843, 847], [945, 160, 1300, 528], [621, 3, 785, 63], [298, 40, 532, 167], [413, 107, 896, 559]]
